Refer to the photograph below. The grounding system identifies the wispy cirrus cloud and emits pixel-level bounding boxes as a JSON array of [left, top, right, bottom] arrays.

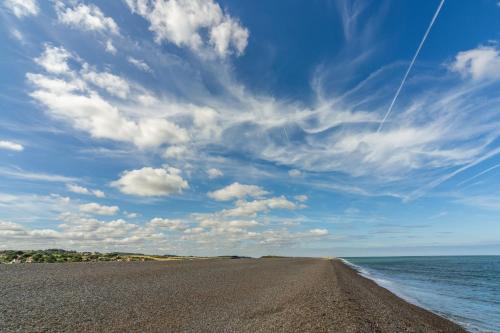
[[127, 57, 152, 72], [0, 167, 77, 183], [0, 140, 23, 151], [25, 38, 500, 201], [4, 0, 500, 256]]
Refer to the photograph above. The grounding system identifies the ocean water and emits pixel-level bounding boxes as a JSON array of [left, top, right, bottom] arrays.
[[341, 256, 500, 333]]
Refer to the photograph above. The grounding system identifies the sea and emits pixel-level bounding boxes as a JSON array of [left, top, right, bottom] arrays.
[[341, 256, 500, 333]]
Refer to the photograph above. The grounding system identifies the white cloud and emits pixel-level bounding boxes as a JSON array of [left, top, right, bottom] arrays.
[[163, 145, 188, 159], [67, 184, 105, 198], [125, 212, 138, 218], [0, 184, 324, 253], [93, 190, 105, 198], [81, 66, 130, 98], [0, 167, 77, 182], [35, 45, 71, 74], [451, 46, 500, 80], [208, 182, 268, 201], [111, 167, 188, 196], [105, 40, 117, 54], [127, 57, 152, 72], [4, 0, 38, 18], [209, 18, 249, 57], [207, 168, 223, 179], [227, 220, 260, 228], [288, 169, 301, 177], [125, 0, 249, 57], [67, 184, 89, 195], [308, 228, 328, 236], [24, 32, 500, 206], [0, 220, 24, 233], [79, 202, 119, 216], [294, 195, 308, 202], [183, 227, 204, 234], [0, 220, 59, 238], [28, 45, 190, 149], [55, 1, 119, 34], [0, 193, 74, 223], [0, 214, 156, 248], [0, 140, 23, 151], [148, 217, 187, 231], [10, 28, 25, 43], [223, 196, 297, 217]]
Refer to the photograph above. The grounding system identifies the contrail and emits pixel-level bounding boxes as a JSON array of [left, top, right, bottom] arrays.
[[283, 126, 289, 141], [377, 0, 445, 132], [407, 147, 500, 201], [456, 163, 500, 187]]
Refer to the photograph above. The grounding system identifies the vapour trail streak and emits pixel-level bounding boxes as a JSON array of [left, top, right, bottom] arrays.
[[407, 147, 500, 201], [456, 163, 500, 187], [377, 0, 445, 132]]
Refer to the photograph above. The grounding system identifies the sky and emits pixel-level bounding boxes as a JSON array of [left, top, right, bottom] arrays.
[[1, 0, 500, 257]]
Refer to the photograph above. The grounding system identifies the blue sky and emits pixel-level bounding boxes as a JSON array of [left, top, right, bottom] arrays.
[[1, 0, 500, 256]]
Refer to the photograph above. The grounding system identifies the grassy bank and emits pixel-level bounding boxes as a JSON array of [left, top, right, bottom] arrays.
[[0, 249, 198, 264]]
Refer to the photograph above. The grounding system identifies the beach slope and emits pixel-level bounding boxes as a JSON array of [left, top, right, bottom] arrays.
[[0, 258, 465, 332]]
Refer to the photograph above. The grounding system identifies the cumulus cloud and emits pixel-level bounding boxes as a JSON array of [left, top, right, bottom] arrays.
[[34, 45, 71, 74], [163, 145, 188, 159], [183, 227, 204, 234], [222, 196, 297, 217], [308, 228, 328, 236], [0, 140, 23, 151], [30, 43, 457, 190], [55, 1, 119, 34], [28, 45, 189, 149], [0, 220, 59, 239], [208, 182, 268, 201], [1, 183, 320, 252], [148, 217, 187, 231], [0, 215, 154, 248], [294, 195, 308, 202], [288, 169, 302, 177], [451, 45, 500, 81], [79, 202, 119, 216], [207, 168, 223, 179], [125, 0, 249, 57], [4, 0, 38, 18], [24, 19, 500, 207], [67, 184, 105, 198], [111, 167, 188, 196], [1, 212, 329, 253]]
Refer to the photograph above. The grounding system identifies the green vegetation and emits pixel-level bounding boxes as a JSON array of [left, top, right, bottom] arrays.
[[260, 255, 288, 258], [0, 249, 198, 264]]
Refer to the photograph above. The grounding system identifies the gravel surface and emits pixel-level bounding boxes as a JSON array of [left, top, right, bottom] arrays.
[[0, 258, 465, 332]]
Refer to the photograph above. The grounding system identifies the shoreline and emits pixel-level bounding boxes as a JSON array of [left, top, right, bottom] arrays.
[[332, 259, 466, 332], [0, 257, 466, 332], [339, 257, 422, 306]]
